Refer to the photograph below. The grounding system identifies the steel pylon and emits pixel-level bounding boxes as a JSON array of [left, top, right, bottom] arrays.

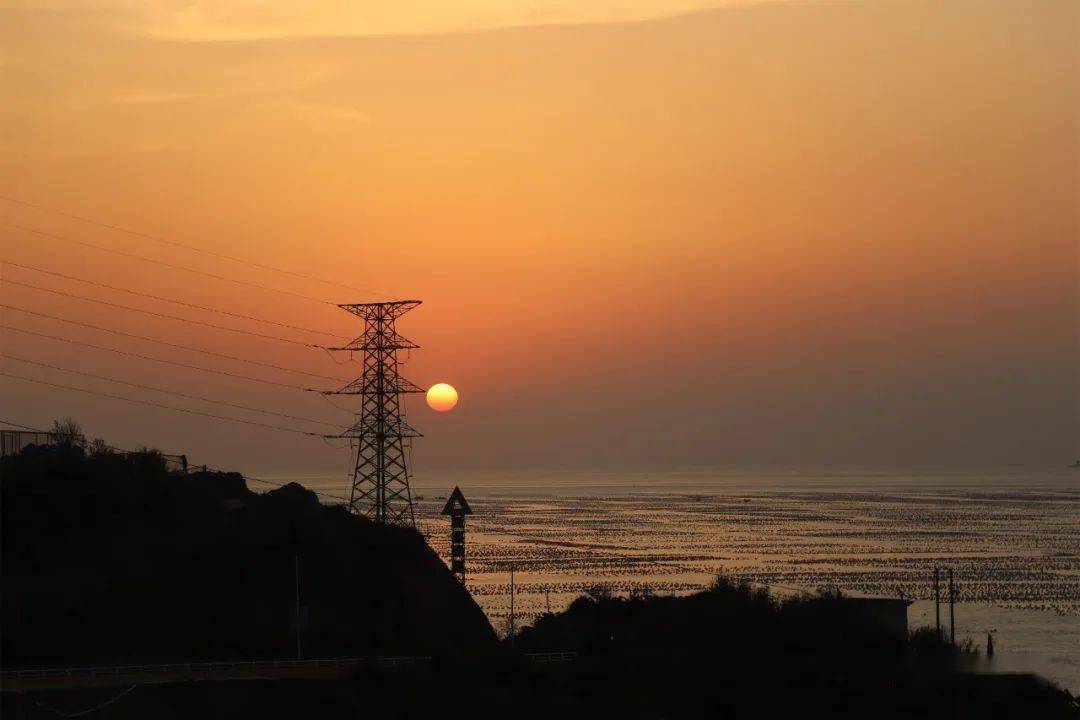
[[318, 301, 422, 527]]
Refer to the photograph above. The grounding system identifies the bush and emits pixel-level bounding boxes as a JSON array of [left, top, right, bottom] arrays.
[[908, 626, 978, 659]]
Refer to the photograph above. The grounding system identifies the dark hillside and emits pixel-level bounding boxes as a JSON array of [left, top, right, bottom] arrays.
[[1, 444, 495, 668], [505, 582, 1079, 719], [516, 581, 906, 659]]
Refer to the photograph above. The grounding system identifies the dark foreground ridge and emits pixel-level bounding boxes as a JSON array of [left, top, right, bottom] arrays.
[[1, 443, 495, 667], [2, 444, 1077, 718]]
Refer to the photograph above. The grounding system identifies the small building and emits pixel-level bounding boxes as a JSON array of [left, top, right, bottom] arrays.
[[845, 597, 912, 642]]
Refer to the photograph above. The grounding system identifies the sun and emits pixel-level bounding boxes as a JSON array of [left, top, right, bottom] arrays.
[[426, 383, 459, 412]]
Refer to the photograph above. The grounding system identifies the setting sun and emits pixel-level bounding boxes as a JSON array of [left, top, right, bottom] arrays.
[[426, 383, 459, 412]]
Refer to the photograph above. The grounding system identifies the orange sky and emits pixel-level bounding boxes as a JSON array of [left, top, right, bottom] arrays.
[[1, 0, 1077, 475]]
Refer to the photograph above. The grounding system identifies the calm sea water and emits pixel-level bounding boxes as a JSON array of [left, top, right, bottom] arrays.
[[260, 466, 1080, 691]]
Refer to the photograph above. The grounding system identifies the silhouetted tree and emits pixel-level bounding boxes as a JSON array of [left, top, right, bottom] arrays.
[[585, 584, 613, 602], [129, 447, 167, 476], [51, 418, 85, 447], [816, 584, 844, 599]]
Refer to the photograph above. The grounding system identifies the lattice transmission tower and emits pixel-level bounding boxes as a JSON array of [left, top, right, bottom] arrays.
[[319, 301, 423, 527]]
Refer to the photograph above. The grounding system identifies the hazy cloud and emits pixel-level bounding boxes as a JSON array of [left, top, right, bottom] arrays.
[[4, 0, 778, 40]]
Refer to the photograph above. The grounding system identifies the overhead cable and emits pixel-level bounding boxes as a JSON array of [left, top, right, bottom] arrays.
[[5, 277, 319, 346], [0, 194, 396, 299], [4, 260, 349, 338], [1, 221, 334, 305], [0, 372, 322, 436], [0, 324, 309, 390], [0, 419, 44, 431], [1, 354, 342, 428], [0, 304, 348, 382]]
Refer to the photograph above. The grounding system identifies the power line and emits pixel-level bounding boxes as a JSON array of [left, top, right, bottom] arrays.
[[4, 278, 319, 346], [33, 684, 138, 718], [2, 419, 343, 503], [4, 260, 349, 339], [0, 324, 312, 390], [1, 221, 334, 305], [0, 372, 321, 436], [0, 304, 349, 382], [0, 194, 396, 300], [1, 354, 342, 428], [246, 475, 347, 502], [0, 418, 44, 431], [313, 391, 356, 414]]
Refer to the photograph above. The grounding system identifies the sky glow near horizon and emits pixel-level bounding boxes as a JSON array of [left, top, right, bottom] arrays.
[[1, 0, 1077, 475]]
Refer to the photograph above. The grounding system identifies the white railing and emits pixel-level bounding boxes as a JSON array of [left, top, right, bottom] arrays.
[[1, 652, 580, 684], [523, 651, 578, 663], [0, 656, 431, 681]]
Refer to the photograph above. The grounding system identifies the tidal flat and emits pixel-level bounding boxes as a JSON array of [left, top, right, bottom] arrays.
[[293, 466, 1080, 690]]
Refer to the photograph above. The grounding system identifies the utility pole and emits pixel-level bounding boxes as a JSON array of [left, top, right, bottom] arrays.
[[290, 525, 305, 659], [948, 568, 956, 647], [545, 586, 551, 615], [509, 563, 516, 642], [294, 550, 303, 659], [933, 567, 941, 640], [316, 301, 423, 527]]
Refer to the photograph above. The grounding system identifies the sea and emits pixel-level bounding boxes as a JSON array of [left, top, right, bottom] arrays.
[[262, 466, 1080, 692]]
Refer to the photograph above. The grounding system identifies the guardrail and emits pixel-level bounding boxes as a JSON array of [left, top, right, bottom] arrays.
[[1, 652, 580, 690], [1, 656, 431, 683], [523, 651, 578, 664]]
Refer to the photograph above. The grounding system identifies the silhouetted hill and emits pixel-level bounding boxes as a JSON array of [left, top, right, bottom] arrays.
[[1, 444, 495, 668], [515, 580, 907, 658], [504, 582, 1079, 719]]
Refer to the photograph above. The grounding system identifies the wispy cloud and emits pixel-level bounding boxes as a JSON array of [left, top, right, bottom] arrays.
[[290, 99, 372, 125], [5, 0, 775, 42], [110, 92, 216, 105]]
